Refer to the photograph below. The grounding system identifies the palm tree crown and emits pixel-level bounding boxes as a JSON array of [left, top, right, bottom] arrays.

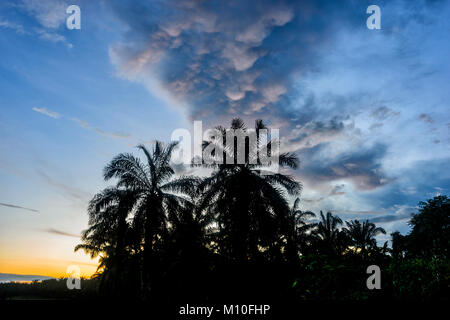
[[344, 219, 386, 254], [102, 141, 198, 290], [197, 118, 301, 262]]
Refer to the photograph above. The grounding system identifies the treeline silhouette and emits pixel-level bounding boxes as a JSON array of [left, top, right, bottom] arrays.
[[75, 119, 449, 302], [0, 278, 98, 300], [1, 119, 447, 303]]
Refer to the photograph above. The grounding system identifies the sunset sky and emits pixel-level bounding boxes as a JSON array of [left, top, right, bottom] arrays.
[[0, 0, 449, 279]]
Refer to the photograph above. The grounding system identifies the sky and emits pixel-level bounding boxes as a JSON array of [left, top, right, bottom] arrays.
[[0, 0, 449, 278]]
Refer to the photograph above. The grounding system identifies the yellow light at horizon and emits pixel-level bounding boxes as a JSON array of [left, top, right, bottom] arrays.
[[0, 256, 99, 278], [0, 224, 100, 279]]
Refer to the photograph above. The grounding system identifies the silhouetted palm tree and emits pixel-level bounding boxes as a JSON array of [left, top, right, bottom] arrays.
[[103, 141, 198, 292], [313, 211, 344, 255], [285, 197, 316, 263], [75, 187, 136, 295], [344, 219, 386, 256], [197, 119, 301, 262]]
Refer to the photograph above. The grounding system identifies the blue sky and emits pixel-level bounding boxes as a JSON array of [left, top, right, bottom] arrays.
[[0, 0, 449, 276]]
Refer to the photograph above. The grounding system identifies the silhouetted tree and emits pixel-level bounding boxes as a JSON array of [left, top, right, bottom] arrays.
[[75, 187, 137, 295], [344, 219, 386, 257], [391, 231, 408, 259], [312, 211, 345, 255], [102, 142, 198, 293], [70, 125, 449, 303], [197, 119, 301, 262], [285, 197, 316, 264], [408, 195, 449, 259]]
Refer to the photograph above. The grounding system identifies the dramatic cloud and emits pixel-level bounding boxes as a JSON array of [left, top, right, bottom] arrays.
[[107, 0, 393, 195], [107, 0, 450, 222], [109, 0, 365, 122], [32, 107, 61, 119], [0, 202, 39, 213]]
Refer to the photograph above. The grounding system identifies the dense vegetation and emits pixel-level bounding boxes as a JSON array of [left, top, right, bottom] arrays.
[[0, 278, 99, 300], [1, 119, 448, 303]]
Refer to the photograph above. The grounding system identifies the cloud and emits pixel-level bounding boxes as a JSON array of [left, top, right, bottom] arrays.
[[30, 108, 131, 140], [301, 184, 346, 204], [20, 0, 68, 29], [329, 184, 346, 196], [369, 122, 384, 130], [8, 0, 73, 47], [108, 0, 364, 121], [107, 0, 450, 206], [418, 113, 434, 124], [0, 202, 39, 213], [331, 209, 388, 215], [0, 19, 28, 34], [283, 118, 349, 152], [70, 117, 131, 139], [42, 228, 79, 238], [370, 106, 400, 121], [298, 143, 393, 191], [0, 273, 53, 283], [71, 117, 89, 129], [35, 28, 72, 48], [30, 113, 131, 140], [369, 212, 412, 223], [32, 107, 61, 119], [36, 170, 91, 204], [301, 197, 325, 205], [95, 128, 131, 139], [106, 0, 402, 196], [368, 205, 415, 224]]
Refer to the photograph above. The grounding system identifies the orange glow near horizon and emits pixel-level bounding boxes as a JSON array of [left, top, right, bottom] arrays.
[[0, 256, 99, 278], [0, 221, 100, 279]]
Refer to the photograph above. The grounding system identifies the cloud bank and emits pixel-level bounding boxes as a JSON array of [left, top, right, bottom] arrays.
[[106, 2, 450, 233], [109, 0, 366, 122]]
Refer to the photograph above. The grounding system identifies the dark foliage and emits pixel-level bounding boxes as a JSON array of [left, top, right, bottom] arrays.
[[2, 120, 448, 304]]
